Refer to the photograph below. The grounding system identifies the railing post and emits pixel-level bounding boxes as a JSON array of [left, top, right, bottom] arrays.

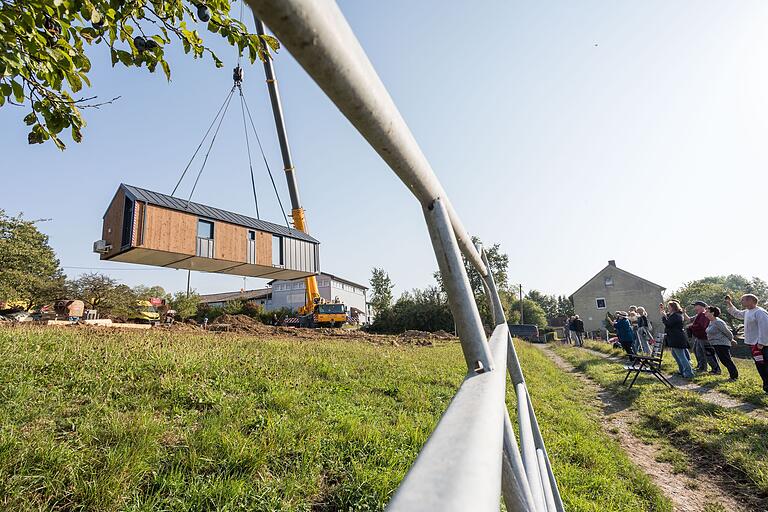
[[423, 197, 493, 373]]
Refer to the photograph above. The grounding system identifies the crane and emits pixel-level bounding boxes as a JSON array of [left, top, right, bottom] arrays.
[[253, 17, 347, 328]]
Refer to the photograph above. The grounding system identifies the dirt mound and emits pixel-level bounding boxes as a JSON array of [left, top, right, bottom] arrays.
[[209, 314, 272, 333]]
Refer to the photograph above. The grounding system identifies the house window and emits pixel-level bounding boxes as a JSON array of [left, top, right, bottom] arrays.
[[121, 197, 135, 249], [196, 220, 215, 258], [197, 220, 214, 239], [596, 298, 607, 309], [272, 235, 283, 266], [604, 276, 614, 287], [247, 230, 256, 264]]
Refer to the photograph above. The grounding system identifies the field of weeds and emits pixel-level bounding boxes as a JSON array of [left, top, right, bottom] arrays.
[[0, 326, 667, 511]]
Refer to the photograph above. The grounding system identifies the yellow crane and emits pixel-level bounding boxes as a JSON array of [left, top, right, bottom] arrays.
[[254, 18, 347, 328]]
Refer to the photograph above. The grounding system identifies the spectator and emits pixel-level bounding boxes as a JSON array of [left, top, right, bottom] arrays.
[[660, 301, 694, 378], [726, 294, 768, 394], [613, 311, 636, 356], [572, 315, 585, 347], [563, 316, 572, 344], [628, 306, 640, 353], [704, 306, 738, 380], [688, 300, 720, 374], [636, 306, 653, 353]]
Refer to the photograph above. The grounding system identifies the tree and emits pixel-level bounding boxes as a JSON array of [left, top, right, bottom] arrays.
[[433, 236, 509, 328], [555, 295, 574, 318], [132, 284, 167, 300], [169, 290, 199, 319], [67, 272, 136, 317], [525, 289, 558, 322], [0, 209, 65, 310], [370, 285, 453, 334], [369, 267, 394, 313], [505, 298, 547, 329], [1, 0, 278, 148]]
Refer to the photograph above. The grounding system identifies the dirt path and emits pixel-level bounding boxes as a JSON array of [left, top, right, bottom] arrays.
[[535, 344, 752, 512], [579, 346, 768, 421]]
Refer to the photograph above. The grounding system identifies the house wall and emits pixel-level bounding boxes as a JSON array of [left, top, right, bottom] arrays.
[[100, 188, 127, 259], [214, 222, 247, 263], [267, 274, 368, 320], [572, 266, 665, 333], [141, 204, 196, 256]]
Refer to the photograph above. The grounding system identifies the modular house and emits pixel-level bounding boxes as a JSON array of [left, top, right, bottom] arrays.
[[95, 184, 319, 280]]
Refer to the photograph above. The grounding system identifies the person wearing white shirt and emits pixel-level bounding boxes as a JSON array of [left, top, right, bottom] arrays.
[[726, 293, 768, 393]]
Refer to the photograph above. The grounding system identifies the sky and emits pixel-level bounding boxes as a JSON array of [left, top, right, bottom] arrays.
[[2, 1, 768, 299]]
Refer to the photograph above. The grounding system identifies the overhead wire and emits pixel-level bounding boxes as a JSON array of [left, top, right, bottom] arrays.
[[238, 84, 261, 219], [186, 85, 237, 206], [241, 93, 291, 228], [169, 2, 289, 226], [171, 87, 235, 197]]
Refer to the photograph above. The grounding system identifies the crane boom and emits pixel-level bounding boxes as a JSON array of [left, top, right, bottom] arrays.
[[252, 16, 320, 316]]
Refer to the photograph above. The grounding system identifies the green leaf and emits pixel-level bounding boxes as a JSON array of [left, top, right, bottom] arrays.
[[11, 80, 24, 103], [160, 59, 171, 81], [23, 113, 36, 126]]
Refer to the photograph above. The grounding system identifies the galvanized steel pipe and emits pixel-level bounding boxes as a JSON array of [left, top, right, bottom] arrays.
[[244, 0, 487, 276], [386, 324, 509, 511]]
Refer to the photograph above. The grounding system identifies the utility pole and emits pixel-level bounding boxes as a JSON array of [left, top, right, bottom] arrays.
[[519, 284, 524, 324], [186, 270, 191, 297]]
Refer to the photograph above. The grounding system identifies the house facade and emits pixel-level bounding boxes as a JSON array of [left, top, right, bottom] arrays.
[[268, 272, 369, 323], [570, 260, 665, 333]]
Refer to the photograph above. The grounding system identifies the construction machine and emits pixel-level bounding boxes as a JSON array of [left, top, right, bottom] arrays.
[[253, 18, 347, 328]]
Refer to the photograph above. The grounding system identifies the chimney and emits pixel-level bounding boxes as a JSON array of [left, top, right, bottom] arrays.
[[608, 260, 616, 267]]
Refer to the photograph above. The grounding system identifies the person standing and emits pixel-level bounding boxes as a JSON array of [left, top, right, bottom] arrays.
[[726, 294, 768, 393], [660, 301, 694, 378], [704, 306, 738, 380], [613, 311, 636, 356], [563, 316, 572, 344], [572, 315, 585, 347], [636, 306, 653, 353], [688, 301, 720, 374], [628, 306, 640, 353]]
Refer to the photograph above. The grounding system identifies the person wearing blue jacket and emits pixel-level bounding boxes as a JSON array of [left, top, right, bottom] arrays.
[[613, 311, 636, 356]]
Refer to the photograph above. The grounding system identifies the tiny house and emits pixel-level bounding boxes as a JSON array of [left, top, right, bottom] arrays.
[[95, 184, 319, 280]]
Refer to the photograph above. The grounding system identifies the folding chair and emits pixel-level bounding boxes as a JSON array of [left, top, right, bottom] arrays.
[[621, 340, 674, 389]]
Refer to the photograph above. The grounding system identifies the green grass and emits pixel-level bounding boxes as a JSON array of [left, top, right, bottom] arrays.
[[581, 339, 768, 407], [552, 342, 768, 501], [0, 327, 668, 511], [509, 341, 671, 511]]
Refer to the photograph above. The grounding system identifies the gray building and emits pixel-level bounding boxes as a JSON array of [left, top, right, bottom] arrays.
[[268, 272, 370, 324], [570, 260, 666, 333]]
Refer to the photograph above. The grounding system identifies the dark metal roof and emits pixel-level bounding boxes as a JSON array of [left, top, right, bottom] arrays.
[[121, 184, 318, 244]]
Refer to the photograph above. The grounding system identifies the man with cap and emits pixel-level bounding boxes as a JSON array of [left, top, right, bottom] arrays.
[[688, 300, 720, 374]]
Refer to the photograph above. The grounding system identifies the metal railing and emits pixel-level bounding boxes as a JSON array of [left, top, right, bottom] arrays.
[[244, 1, 564, 509]]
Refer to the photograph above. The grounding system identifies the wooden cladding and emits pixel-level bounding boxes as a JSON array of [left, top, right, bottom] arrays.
[[142, 204, 196, 256], [214, 222, 247, 263], [256, 231, 271, 266], [101, 188, 125, 258]]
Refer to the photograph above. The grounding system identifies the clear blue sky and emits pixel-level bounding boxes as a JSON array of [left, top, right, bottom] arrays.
[[2, 1, 767, 298]]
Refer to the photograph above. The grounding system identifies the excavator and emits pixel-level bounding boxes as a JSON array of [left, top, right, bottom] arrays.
[[253, 18, 347, 328]]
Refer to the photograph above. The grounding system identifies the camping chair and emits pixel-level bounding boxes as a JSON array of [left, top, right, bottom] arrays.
[[621, 340, 674, 390]]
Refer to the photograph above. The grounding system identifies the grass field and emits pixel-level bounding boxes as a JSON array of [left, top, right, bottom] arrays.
[[581, 339, 768, 407], [0, 326, 668, 511], [552, 342, 768, 503]]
